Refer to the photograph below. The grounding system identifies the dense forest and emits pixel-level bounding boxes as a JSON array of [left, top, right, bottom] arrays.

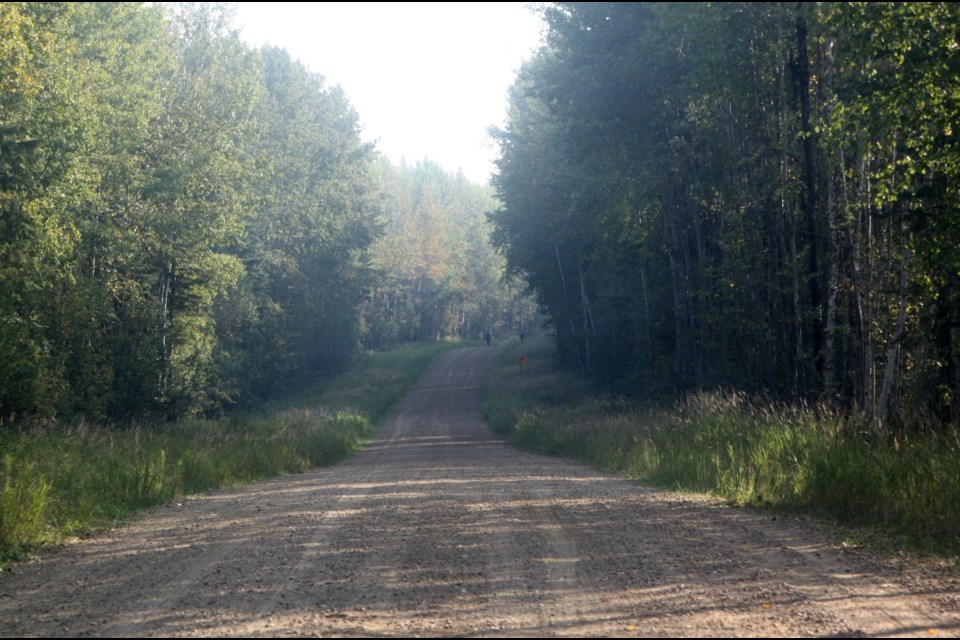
[[362, 159, 534, 350], [491, 2, 960, 429], [0, 2, 528, 425], [7, 1, 959, 434]]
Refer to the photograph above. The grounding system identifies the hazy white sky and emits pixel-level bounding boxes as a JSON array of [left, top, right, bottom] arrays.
[[235, 2, 544, 185]]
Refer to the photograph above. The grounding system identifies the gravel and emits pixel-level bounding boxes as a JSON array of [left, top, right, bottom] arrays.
[[1, 346, 957, 637]]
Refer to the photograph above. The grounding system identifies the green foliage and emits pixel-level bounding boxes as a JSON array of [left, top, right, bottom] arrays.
[[0, 453, 52, 561], [491, 2, 960, 429], [360, 160, 536, 348], [245, 45, 380, 386], [0, 3, 415, 423]]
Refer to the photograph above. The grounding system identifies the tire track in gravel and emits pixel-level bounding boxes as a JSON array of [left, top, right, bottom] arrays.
[[0, 346, 958, 637]]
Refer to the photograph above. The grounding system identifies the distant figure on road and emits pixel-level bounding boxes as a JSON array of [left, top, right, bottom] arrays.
[[519, 330, 525, 342], [484, 330, 491, 347]]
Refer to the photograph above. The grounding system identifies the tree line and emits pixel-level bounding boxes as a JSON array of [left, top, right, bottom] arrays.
[[363, 159, 534, 350], [0, 2, 526, 425], [491, 2, 960, 429]]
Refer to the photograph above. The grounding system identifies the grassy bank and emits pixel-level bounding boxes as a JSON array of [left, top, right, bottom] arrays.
[[485, 334, 960, 554], [0, 341, 459, 566]]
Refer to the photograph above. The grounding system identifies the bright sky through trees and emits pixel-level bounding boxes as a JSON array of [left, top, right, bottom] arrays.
[[235, 2, 544, 185]]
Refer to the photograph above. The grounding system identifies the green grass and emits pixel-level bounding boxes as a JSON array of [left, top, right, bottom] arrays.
[[0, 340, 462, 566], [484, 334, 960, 555]]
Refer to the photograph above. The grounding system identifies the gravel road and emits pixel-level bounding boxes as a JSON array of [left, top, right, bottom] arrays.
[[1, 346, 958, 637]]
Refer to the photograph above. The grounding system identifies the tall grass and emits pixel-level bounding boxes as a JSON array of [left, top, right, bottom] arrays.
[[0, 340, 459, 565], [484, 335, 960, 552]]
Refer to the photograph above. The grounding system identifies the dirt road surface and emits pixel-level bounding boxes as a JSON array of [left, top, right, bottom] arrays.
[[1, 347, 958, 637]]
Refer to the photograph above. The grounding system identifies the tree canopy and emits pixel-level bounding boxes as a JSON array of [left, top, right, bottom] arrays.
[[0, 2, 522, 424], [491, 2, 960, 428]]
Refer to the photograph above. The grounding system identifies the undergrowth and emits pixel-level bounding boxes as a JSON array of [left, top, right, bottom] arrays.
[[0, 340, 459, 566], [484, 335, 960, 555]]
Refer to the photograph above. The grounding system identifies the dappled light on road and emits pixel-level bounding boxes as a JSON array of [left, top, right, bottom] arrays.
[[1, 347, 957, 637]]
